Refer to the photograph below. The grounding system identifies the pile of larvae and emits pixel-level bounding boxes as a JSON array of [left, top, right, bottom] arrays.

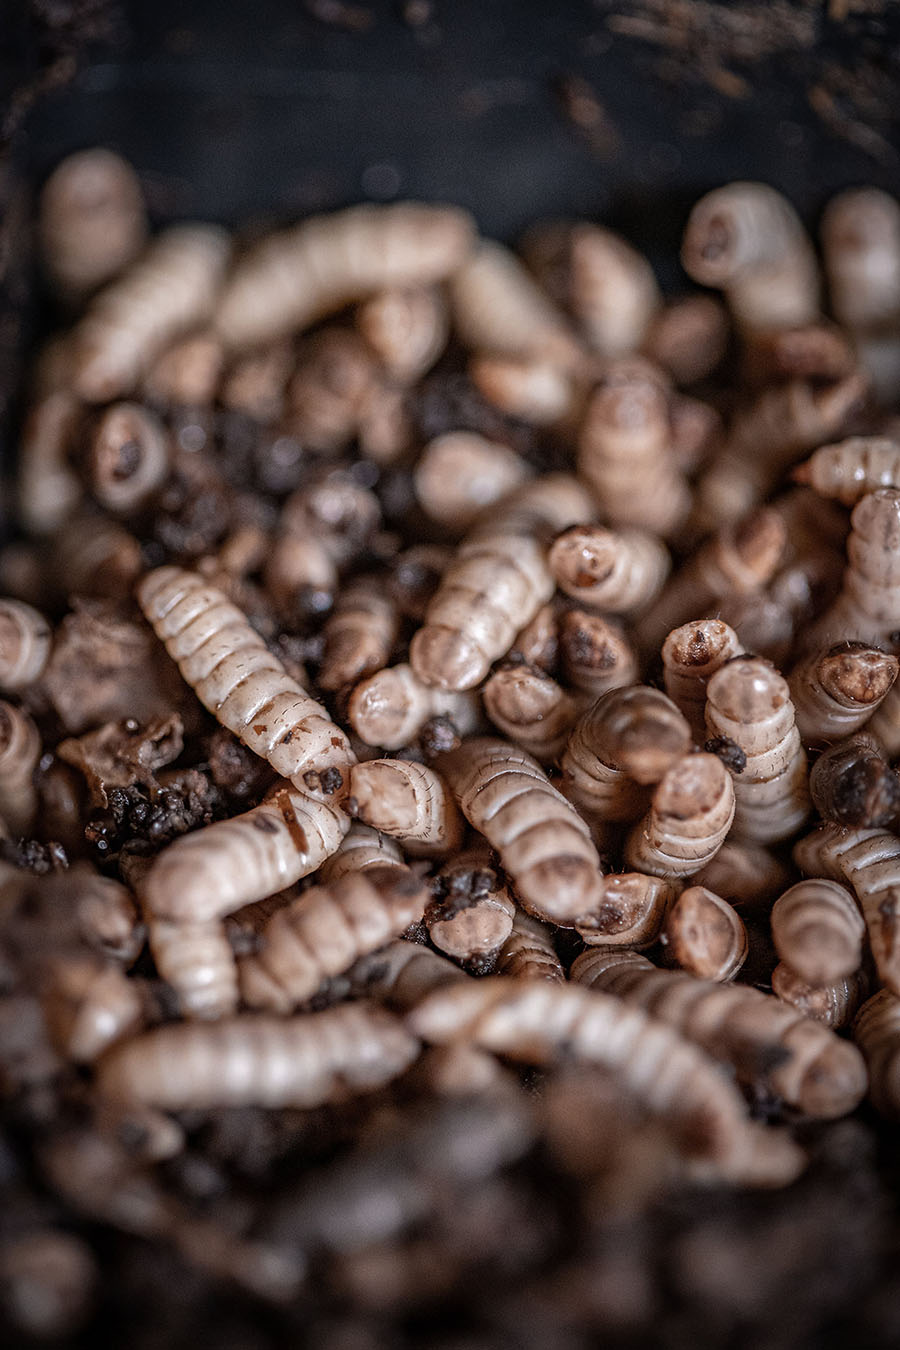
[[3, 149, 900, 1345]]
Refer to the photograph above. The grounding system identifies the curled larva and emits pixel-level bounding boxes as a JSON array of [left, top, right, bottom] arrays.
[[410, 473, 594, 691], [574, 872, 678, 950], [623, 753, 735, 879], [469, 354, 578, 426], [317, 576, 400, 693], [239, 868, 429, 1013], [821, 188, 900, 333], [71, 224, 231, 402], [809, 734, 900, 829], [482, 663, 577, 763], [355, 286, 448, 382], [348, 663, 483, 751], [437, 736, 604, 923], [789, 642, 898, 744], [853, 989, 900, 1119], [0, 701, 41, 837], [408, 978, 803, 1186], [350, 939, 472, 1010], [572, 949, 866, 1120], [681, 182, 819, 331], [771, 963, 865, 1030], [17, 391, 83, 537], [704, 656, 809, 843], [427, 847, 517, 966], [319, 821, 406, 883], [144, 330, 225, 409], [96, 1003, 419, 1110], [413, 432, 530, 532], [145, 915, 239, 1021], [558, 609, 638, 702], [548, 523, 670, 614], [137, 566, 355, 797], [794, 438, 900, 506], [40, 953, 145, 1064], [662, 885, 748, 982], [348, 759, 464, 856], [642, 294, 730, 387], [216, 203, 473, 348], [84, 402, 170, 514], [770, 878, 865, 987], [141, 785, 348, 923], [810, 489, 900, 650], [661, 619, 742, 743], [0, 598, 52, 694]]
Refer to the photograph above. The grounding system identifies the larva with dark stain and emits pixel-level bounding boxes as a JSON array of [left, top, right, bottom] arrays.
[[319, 821, 406, 883], [356, 285, 449, 383], [771, 963, 865, 1030], [574, 872, 678, 950], [661, 619, 742, 743], [558, 609, 638, 702], [548, 522, 670, 615], [84, 402, 170, 514], [348, 663, 483, 751], [789, 642, 898, 744]]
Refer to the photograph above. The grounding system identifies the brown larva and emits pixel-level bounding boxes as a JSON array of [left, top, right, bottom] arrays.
[[810, 489, 900, 650], [821, 188, 900, 334], [355, 285, 449, 383], [548, 523, 670, 614], [347, 662, 483, 750], [349, 939, 472, 1010], [789, 642, 898, 744], [681, 181, 820, 331], [691, 839, 794, 916], [347, 759, 464, 856], [238, 868, 429, 1013], [317, 576, 401, 693], [794, 437, 900, 507], [510, 601, 558, 672], [572, 948, 867, 1120], [53, 864, 144, 966], [97, 1003, 419, 1110], [574, 872, 678, 950], [770, 878, 865, 987], [427, 846, 518, 966], [215, 202, 474, 349], [558, 609, 638, 702], [0, 598, 52, 694], [704, 655, 809, 843], [16, 391, 83, 537], [742, 321, 857, 387], [852, 988, 900, 1119], [0, 701, 41, 837], [413, 432, 530, 533], [623, 752, 735, 879], [436, 736, 604, 924], [40, 952, 145, 1064], [319, 820, 406, 882], [642, 294, 730, 387], [143, 330, 225, 410], [137, 566, 356, 797], [71, 224, 231, 402], [662, 885, 748, 982], [660, 619, 742, 744], [283, 328, 377, 455], [482, 663, 577, 763], [84, 402, 170, 514], [408, 978, 803, 1186], [809, 734, 900, 829], [771, 963, 865, 1030]]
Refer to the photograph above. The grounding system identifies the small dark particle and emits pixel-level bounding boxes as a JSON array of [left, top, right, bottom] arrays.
[[705, 736, 747, 774], [320, 766, 344, 796]]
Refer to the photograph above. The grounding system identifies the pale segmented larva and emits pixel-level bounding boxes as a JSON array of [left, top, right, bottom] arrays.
[[469, 354, 578, 426], [144, 330, 224, 409], [0, 599, 51, 694], [356, 286, 449, 383], [348, 663, 483, 751], [661, 619, 742, 743], [770, 878, 864, 987], [40, 953, 145, 1064], [576, 358, 691, 538], [493, 908, 562, 981], [681, 182, 820, 331], [510, 601, 558, 671], [548, 523, 670, 614], [771, 963, 865, 1030], [662, 885, 748, 982], [572, 948, 866, 1120], [216, 202, 474, 349], [704, 656, 809, 843], [413, 432, 530, 533], [319, 821, 406, 883], [436, 737, 604, 923], [809, 734, 900, 829], [482, 663, 577, 763], [821, 188, 900, 333], [349, 939, 472, 1010], [809, 489, 900, 650], [141, 785, 348, 923], [573, 872, 678, 950], [85, 402, 170, 514], [71, 224, 231, 402], [16, 391, 83, 536], [642, 294, 730, 387], [558, 609, 638, 702], [97, 1002, 419, 1110], [317, 576, 400, 693], [623, 752, 735, 879], [427, 846, 517, 966], [561, 685, 692, 828], [137, 566, 355, 798], [0, 701, 41, 837], [853, 989, 900, 1119], [146, 915, 239, 1021], [794, 438, 900, 506], [408, 978, 803, 1186], [348, 759, 464, 856], [789, 642, 898, 744], [238, 868, 429, 1013]]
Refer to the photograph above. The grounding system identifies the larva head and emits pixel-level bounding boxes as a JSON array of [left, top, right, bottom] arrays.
[[664, 886, 748, 982], [595, 686, 692, 784], [771, 963, 861, 1028], [706, 656, 789, 726], [517, 849, 604, 925], [662, 618, 741, 679], [652, 753, 735, 839], [347, 760, 422, 834], [548, 525, 619, 590], [484, 663, 564, 729], [818, 642, 898, 708], [681, 182, 780, 284], [410, 624, 488, 692], [783, 1032, 868, 1120], [809, 736, 900, 828], [717, 508, 786, 591]]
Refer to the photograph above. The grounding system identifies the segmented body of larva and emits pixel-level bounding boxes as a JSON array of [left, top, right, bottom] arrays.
[[692, 839, 793, 915], [16, 391, 83, 536], [809, 735, 900, 829], [408, 978, 803, 1185], [488, 909, 559, 981], [413, 432, 530, 532], [771, 963, 865, 1030], [348, 663, 483, 751], [141, 786, 348, 923], [71, 224, 231, 402], [317, 576, 400, 692], [0, 701, 41, 837], [410, 474, 594, 691], [356, 286, 448, 383], [558, 609, 638, 702], [574, 872, 679, 949], [789, 642, 898, 744], [137, 566, 355, 797], [145, 915, 239, 1021], [576, 358, 691, 538], [853, 989, 900, 1119], [349, 939, 472, 1010], [427, 847, 517, 966], [821, 188, 900, 333], [794, 438, 900, 506], [469, 354, 577, 425], [437, 737, 604, 923], [810, 489, 900, 650], [548, 523, 670, 614], [85, 402, 170, 514], [623, 752, 735, 878], [572, 948, 866, 1120], [348, 759, 464, 856], [483, 664, 577, 763], [215, 203, 474, 349], [448, 239, 581, 365], [319, 821, 406, 882], [681, 182, 820, 331], [38, 148, 147, 302], [704, 656, 809, 843], [239, 869, 429, 1013], [663, 885, 748, 982], [144, 330, 224, 409], [0, 599, 52, 693], [661, 619, 742, 743], [40, 953, 145, 1064], [561, 685, 692, 827]]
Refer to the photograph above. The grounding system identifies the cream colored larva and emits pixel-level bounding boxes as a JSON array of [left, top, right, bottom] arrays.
[[137, 566, 355, 798], [789, 642, 898, 744], [410, 473, 594, 691], [794, 437, 900, 506], [40, 953, 145, 1064], [771, 963, 865, 1031], [140, 785, 348, 924], [408, 978, 803, 1186], [623, 752, 735, 879], [355, 285, 449, 383], [96, 1003, 420, 1110], [0, 599, 52, 694], [0, 701, 41, 837], [572, 948, 866, 1120], [436, 736, 604, 924], [413, 432, 530, 533], [661, 619, 742, 744], [319, 821, 406, 883], [770, 878, 865, 987], [482, 663, 577, 764], [317, 576, 400, 693], [704, 656, 809, 843], [494, 909, 563, 981], [239, 869, 429, 1013], [347, 663, 483, 751], [347, 759, 464, 857], [469, 354, 578, 426], [547, 523, 670, 614], [810, 489, 900, 650], [145, 915, 239, 1021], [853, 988, 900, 1119], [573, 872, 678, 950], [427, 846, 518, 966]]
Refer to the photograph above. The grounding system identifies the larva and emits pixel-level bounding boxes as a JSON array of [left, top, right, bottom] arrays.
[[349, 939, 472, 1011], [0, 701, 41, 837], [794, 437, 900, 507], [84, 402, 170, 514], [809, 734, 900, 829], [852, 988, 900, 1119], [144, 330, 224, 409], [0, 598, 52, 694], [771, 963, 865, 1030], [810, 489, 900, 650], [483, 663, 577, 763], [348, 662, 483, 751], [558, 609, 638, 702], [145, 915, 239, 1021], [16, 391, 83, 537], [821, 188, 900, 333], [770, 878, 865, 987], [317, 576, 401, 693], [427, 847, 518, 967], [356, 285, 449, 383], [40, 952, 145, 1064], [660, 618, 742, 744], [469, 354, 578, 426], [348, 759, 464, 856], [413, 432, 530, 532], [573, 872, 678, 950], [662, 885, 748, 982], [642, 294, 730, 386], [789, 642, 898, 744], [623, 752, 735, 878], [319, 821, 406, 883], [493, 908, 562, 981], [548, 523, 670, 615]]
